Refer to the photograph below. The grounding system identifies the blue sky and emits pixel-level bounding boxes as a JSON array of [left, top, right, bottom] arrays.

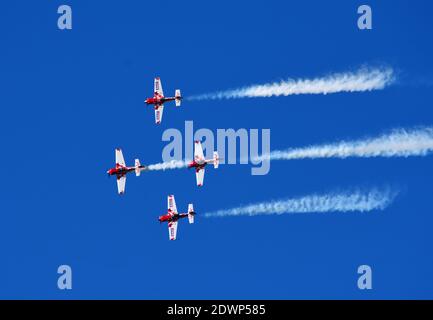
[[1, 0, 433, 299]]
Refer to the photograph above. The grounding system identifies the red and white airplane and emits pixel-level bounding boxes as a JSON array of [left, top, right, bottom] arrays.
[[188, 140, 219, 187], [158, 195, 196, 240], [145, 77, 182, 124], [107, 148, 146, 195]]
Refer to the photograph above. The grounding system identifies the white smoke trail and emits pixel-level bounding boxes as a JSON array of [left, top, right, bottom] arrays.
[[188, 66, 395, 101], [204, 187, 398, 218], [259, 127, 433, 161], [146, 160, 188, 171]]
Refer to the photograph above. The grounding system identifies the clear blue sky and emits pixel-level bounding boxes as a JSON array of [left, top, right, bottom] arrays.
[[1, 1, 433, 299]]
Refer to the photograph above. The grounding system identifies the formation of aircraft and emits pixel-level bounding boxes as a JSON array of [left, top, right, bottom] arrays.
[[188, 140, 220, 186], [107, 148, 146, 195], [145, 77, 182, 124], [107, 78, 220, 240], [158, 195, 196, 240]]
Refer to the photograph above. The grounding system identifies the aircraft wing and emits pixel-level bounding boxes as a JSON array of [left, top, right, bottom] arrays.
[[196, 168, 205, 186], [194, 141, 205, 162], [155, 104, 164, 124], [168, 221, 178, 240], [167, 195, 178, 214], [116, 175, 126, 194], [115, 148, 126, 167], [154, 77, 164, 96]]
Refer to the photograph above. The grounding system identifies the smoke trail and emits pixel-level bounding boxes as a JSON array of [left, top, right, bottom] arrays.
[[146, 160, 188, 171], [188, 66, 394, 101], [204, 187, 398, 218], [259, 127, 433, 161]]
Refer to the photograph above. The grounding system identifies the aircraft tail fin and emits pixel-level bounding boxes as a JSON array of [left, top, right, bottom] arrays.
[[213, 152, 219, 169], [188, 203, 195, 224], [175, 89, 181, 107], [135, 159, 142, 176]]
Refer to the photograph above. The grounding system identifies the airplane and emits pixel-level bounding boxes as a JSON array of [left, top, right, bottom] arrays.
[[107, 148, 146, 195], [144, 77, 182, 124], [188, 140, 219, 187], [158, 195, 196, 240]]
